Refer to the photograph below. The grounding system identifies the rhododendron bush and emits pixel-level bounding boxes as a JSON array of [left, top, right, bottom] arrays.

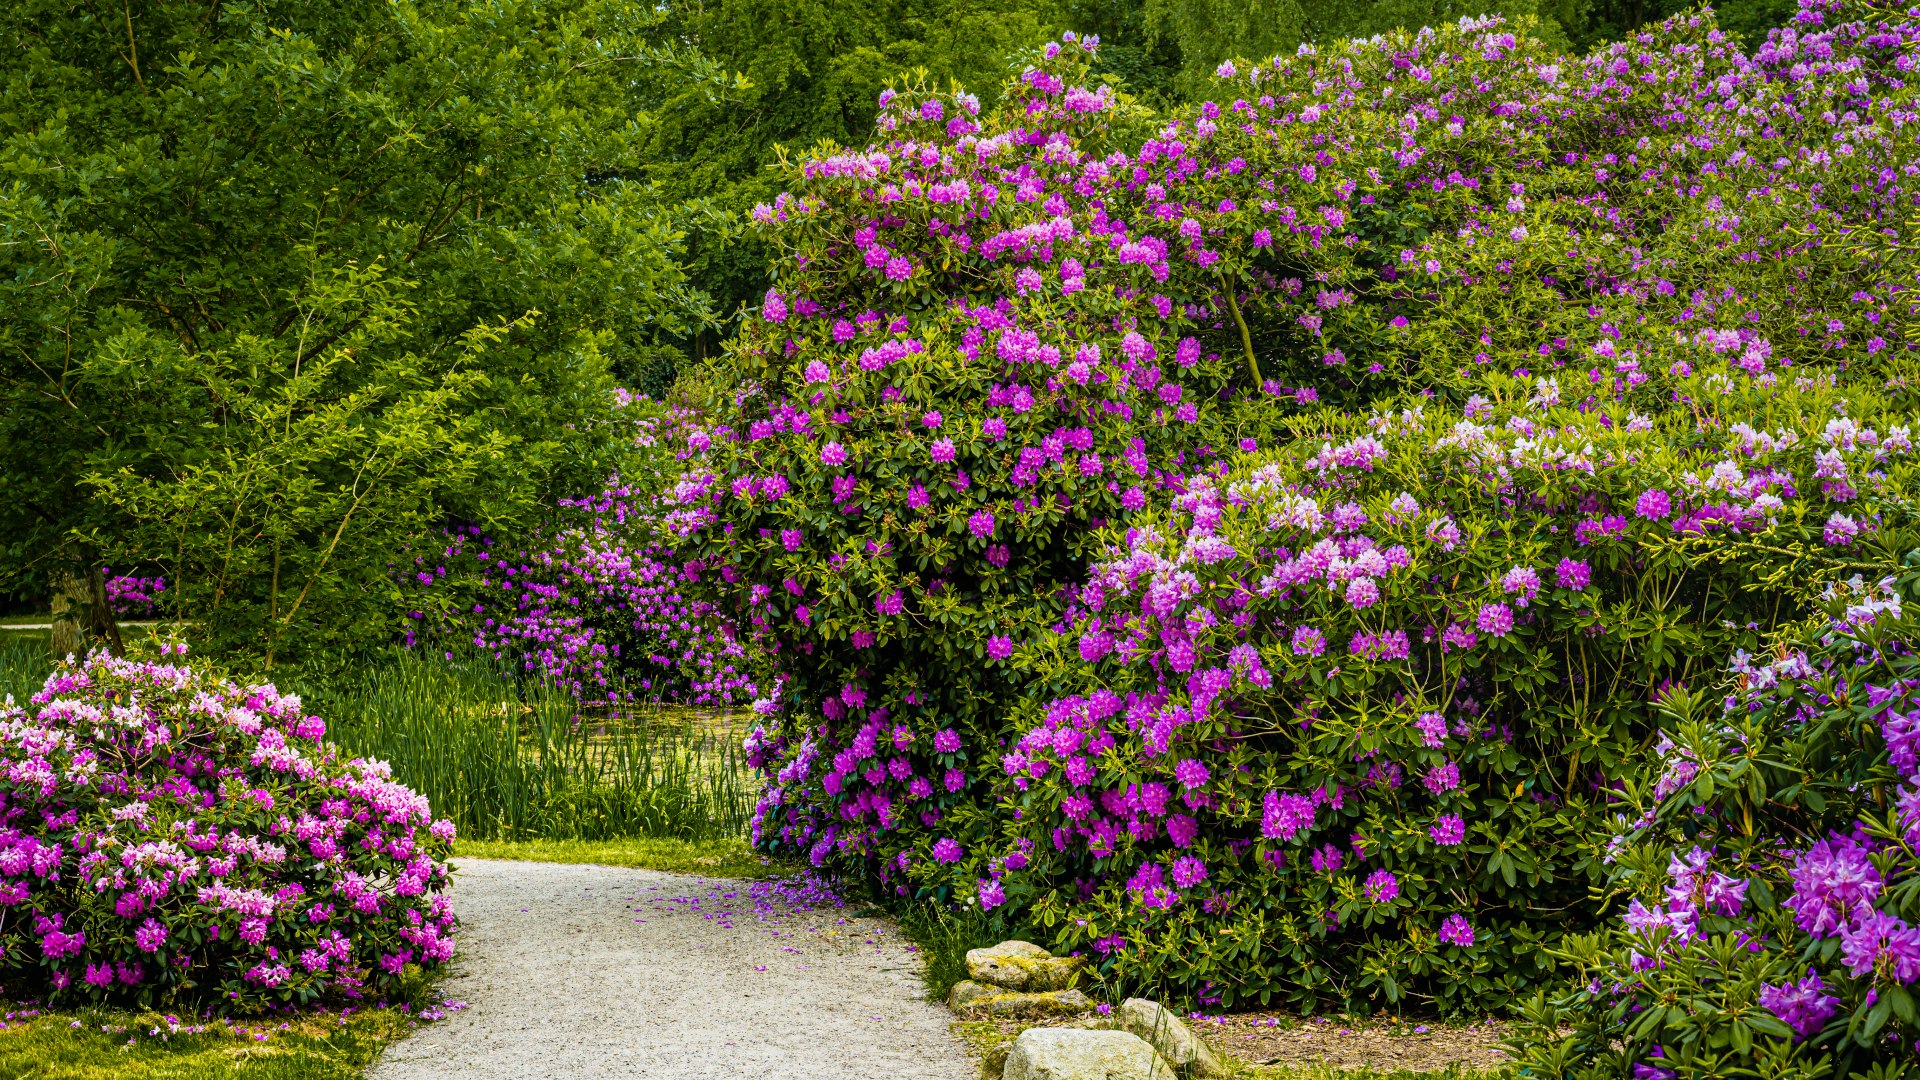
[[1506, 572, 1920, 1077], [0, 648, 456, 1007], [699, 0, 1920, 1012], [977, 379, 1918, 1011], [406, 398, 763, 707]]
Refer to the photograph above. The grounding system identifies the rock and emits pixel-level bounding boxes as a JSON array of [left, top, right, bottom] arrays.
[[1116, 998, 1227, 1078], [1002, 1028, 1175, 1080], [954, 988, 1096, 1020], [967, 941, 1085, 991], [947, 980, 1000, 1010]]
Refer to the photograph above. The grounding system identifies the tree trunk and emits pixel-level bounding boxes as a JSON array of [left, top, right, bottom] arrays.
[[49, 556, 123, 661]]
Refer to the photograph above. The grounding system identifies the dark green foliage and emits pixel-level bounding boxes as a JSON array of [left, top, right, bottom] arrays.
[[0, 0, 722, 659]]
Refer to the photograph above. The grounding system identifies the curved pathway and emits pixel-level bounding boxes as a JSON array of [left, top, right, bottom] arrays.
[[369, 858, 972, 1080]]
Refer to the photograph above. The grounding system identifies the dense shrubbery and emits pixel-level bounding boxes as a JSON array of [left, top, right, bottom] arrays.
[[0, 647, 455, 1008], [980, 381, 1918, 1011], [705, 0, 1920, 1015], [1506, 569, 1920, 1076], [405, 396, 762, 706]]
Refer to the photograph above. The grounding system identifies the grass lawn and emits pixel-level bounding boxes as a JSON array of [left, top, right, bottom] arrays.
[[453, 835, 790, 879], [0, 1003, 425, 1079]]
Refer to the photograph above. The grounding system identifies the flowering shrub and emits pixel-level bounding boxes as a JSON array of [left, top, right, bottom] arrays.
[[1506, 569, 1920, 1077], [0, 647, 456, 1008], [407, 399, 762, 706], [707, 0, 1920, 1013], [1128, 0, 1918, 408], [709, 38, 1266, 884], [960, 377, 1919, 1012]]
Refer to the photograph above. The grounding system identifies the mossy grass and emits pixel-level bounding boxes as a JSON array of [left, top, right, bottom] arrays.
[[0, 1002, 421, 1079], [453, 836, 792, 879]]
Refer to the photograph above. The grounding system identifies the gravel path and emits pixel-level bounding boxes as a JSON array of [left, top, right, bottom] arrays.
[[369, 858, 974, 1080]]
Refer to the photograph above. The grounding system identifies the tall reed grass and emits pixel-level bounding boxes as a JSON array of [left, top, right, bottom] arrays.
[[0, 634, 50, 704], [306, 652, 756, 842]]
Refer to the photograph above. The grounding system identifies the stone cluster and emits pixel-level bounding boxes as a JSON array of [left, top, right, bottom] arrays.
[[947, 941, 1225, 1080]]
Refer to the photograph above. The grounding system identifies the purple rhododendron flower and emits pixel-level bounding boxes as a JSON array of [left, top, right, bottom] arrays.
[[1174, 759, 1210, 789], [1824, 512, 1861, 546], [969, 510, 996, 540], [1635, 489, 1672, 519], [1840, 908, 1920, 983], [1171, 856, 1208, 888], [1415, 712, 1449, 748], [1784, 834, 1883, 938], [931, 838, 963, 864], [1291, 626, 1326, 657], [1365, 870, 1400, 903], [1501, 566, 1541, 606], [1431, 813, 1466, 846], [1758, 970, 1839, 1040], [1477, 602, 1514, 637], [1437, 914, 1475, 947], [1555, 558, 1591, 590], [820, 441, 848, 466]]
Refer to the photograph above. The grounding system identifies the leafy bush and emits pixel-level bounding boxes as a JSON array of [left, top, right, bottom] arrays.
[[1506, 567, 1920, 1077], [706, 0, 1920, 1013], [968, 377, 1917, 1012], [406, 396, 762, 706], [710, 39, 1266, 877], [0, 647, 456, 1008]]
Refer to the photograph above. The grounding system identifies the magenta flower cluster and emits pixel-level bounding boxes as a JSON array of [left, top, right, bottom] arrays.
[[102, 570, 167, 618]]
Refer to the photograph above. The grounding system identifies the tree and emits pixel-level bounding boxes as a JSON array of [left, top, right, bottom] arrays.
[[0, 0, 734, 661]]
